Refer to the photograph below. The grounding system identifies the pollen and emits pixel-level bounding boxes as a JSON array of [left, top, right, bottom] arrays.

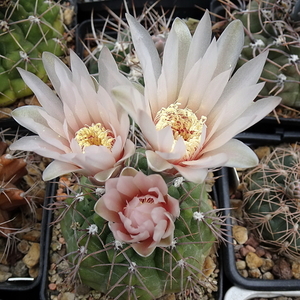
[[75, 123, 115, 152], [154, 103, 206, 158]]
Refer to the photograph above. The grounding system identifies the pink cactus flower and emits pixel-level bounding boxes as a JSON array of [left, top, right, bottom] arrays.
[[112, 11, 281, 183], [10, 49, 135, 182], [94, 168, 180, 257]]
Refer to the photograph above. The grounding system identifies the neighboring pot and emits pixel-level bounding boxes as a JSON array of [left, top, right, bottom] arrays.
[[0, 119, 53, 298], [224, 286, 300, 300], [216, 132, 300, 291]]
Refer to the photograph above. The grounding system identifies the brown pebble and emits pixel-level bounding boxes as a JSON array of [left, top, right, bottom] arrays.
[[272, 258, 292, 279], [239, 247, 250, 257], [255, 247, 266, 257], [245, 245, 256, 253], [245, 252, 263, 269], [49, 283, 57, 290], [245, 233, 260, 248]]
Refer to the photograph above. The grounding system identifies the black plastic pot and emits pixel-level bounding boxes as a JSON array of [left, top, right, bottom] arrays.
[[0, 119, 53, 300], [40, 180, 225, 300], [216, 133, 300, 291], [76, 0, 211, 23]]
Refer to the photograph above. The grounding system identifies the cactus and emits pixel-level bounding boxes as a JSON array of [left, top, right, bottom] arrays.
[[54, 152, 223, 299], [242, 144, 300, 259], [214, 0, 300, 109], [0, 0, 66, 107]]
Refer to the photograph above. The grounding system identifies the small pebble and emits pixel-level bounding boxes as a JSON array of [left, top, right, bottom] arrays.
[[262, 271, 274, 280], [292, 261, 300, 279], [23, 242, 40, 268], [232, 225, 248, 244], [245, 252, 263, 269], [248, 267, 262, 278], [236, 260, 246, 270]]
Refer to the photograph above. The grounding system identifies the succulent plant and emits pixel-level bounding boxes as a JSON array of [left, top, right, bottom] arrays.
[[0, 0, 66, 107], [54, 152, 223, 299], [213, 0, 300, 109], [242, 144, 300, 259]]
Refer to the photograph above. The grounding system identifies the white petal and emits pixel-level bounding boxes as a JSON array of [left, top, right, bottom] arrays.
[[225, 51, 269, 91], [174, 165, 209, 184], [42, 52, 72, 98], [204, 139, 258, 168], [162, 18, 191, 99], [17, 68, 64, 122], [184, 10, 212, 77], [43, 160, 81, 181], [146, 150, 173, 172], [10, 136, 65, 157], [126, 14, 161, 104], [215, 20, 244, 76], [70, 49, 95, 91], [98, 47, 131, 92], [112, 85, 151, 123]]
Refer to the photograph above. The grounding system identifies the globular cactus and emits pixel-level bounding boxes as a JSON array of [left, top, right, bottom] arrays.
[[55, 154, 223, 299], [215, 0, 300, 108], [242, 144, 300, 259], [0, 0, 66, 107]]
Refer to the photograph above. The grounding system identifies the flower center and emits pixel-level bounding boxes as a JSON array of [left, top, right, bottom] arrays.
[[75, 123, 115, 152], [154, 103, 206, 157], [139, 195, 154, 204]]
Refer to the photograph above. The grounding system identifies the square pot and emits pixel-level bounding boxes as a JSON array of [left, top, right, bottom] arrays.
[[40, 178, 225, 300], [216, 132, 300, 291], [0, 119, 53, 296], [76, 0, 211, 23]]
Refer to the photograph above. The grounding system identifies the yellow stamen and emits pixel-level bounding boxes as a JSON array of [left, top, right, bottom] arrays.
[[75, 123, 115, 152], [155, 103, 206, 158]]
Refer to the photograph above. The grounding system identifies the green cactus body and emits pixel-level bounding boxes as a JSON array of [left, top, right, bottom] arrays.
[[243, 144, 300, 258], [0, 0, 65, 106], [59, 175, 218, 299], [229, 0, 300, 108]]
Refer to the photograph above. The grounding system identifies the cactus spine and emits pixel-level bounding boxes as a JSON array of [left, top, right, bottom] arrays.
[[0, 0, 66, 106]]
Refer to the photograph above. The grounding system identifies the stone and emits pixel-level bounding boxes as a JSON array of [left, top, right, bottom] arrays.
[[232, 225, 248, 244], [245, 252, 263, 269], [0, 270, 12, 282], [60, 292, 75, 300], [202, 255, 216, 277], [245, 233, 260, 248], [255, 247, 266, 257], [29, 266, 39, 278], [248, 267, 262, 278], [261, 258, 274, 273], [12, 260, 28, 277], [17, 240, 30, 254], [238, 269, 248, 278], [272, 258, 292, 279], [236, 260, 246, 270], [22, 230, 41, 242], [262, 272, 274, 280], [292, 261, 300, 279], [239, 247, 250, 257], [23, 242, 40, 268]]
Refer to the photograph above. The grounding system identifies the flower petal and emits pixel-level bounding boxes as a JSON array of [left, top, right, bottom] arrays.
[[42, 160, 81, 181]]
